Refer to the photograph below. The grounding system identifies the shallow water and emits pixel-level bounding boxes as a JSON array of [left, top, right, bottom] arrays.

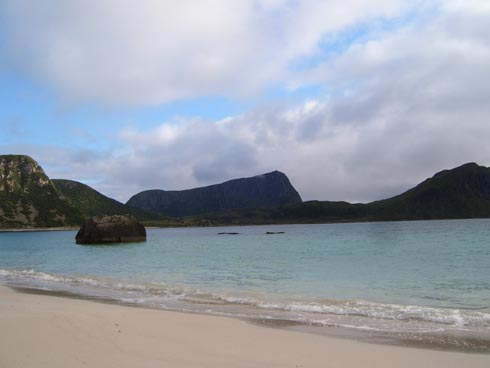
[[1, 220, 490, 351]]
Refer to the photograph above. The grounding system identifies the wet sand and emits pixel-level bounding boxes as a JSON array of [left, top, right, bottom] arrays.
[[0, 285, 489, 368]]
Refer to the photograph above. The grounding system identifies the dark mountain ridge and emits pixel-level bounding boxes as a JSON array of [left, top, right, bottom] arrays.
[[2, 154, 490, 228], [195, 162, 490, 225], [367, 162, 490, 220], [126, 170, 302, 217]]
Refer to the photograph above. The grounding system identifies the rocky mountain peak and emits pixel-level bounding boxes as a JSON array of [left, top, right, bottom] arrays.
[[0, 155, 82, 228], [0, 155, 51, 193]]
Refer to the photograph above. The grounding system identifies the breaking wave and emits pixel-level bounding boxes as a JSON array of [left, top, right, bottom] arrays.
[[2, 268, 490, 337]]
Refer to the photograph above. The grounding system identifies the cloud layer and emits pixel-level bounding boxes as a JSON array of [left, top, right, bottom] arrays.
[[1, 0, 408, 105], [1, 1, 490, 204]]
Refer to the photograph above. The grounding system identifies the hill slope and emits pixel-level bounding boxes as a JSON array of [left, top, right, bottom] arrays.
[[0, 155, 82, 228], [191, 163, 490, 225], [126, 170, 302, 217], [53, 179, 161, 221], [368, 162, 490, 220]]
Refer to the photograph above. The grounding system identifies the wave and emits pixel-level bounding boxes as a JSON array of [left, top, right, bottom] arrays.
[[1, 268, 490, 334]]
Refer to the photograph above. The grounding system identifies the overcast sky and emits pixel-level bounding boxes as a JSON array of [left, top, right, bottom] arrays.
[[1, 0, 489, 203]]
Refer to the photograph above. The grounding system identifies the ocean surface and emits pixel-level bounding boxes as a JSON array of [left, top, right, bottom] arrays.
[[1, 219, 490, 351]]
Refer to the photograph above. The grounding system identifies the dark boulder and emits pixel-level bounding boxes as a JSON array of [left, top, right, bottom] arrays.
[[76, 215, 146, 244]]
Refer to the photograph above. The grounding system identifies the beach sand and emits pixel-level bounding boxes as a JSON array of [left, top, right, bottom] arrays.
[[0, 285, 488, 368]]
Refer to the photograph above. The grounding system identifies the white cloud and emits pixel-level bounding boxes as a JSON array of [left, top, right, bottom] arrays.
[[1, 0, 409, 105], [2, 0, 490, 205], [97, 0, 490, 202]]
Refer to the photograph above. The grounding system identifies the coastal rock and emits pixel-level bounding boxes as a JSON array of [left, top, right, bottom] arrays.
[[76, 215, 146, 244]]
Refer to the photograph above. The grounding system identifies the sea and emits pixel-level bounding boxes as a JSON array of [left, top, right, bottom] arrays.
[[1, 219, 490, 352]]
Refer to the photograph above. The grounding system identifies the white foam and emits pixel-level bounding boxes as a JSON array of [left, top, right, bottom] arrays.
[[2, 268, 490, 331]]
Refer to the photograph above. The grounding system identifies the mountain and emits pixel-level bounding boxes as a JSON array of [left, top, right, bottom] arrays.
[[367, 162, 490, 220], [191, 163, 490, 225], [0, 155, 82, 228], [53, 179, 161, 221], [126, 170, 302, 217], [3, 156, 489, 229], [0, 155, 163, 229]]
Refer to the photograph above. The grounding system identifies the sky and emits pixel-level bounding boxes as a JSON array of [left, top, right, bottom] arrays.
[[1, 0, 490, 203]]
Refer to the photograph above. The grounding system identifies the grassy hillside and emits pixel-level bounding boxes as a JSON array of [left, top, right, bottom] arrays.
[[368, 163, 490, 220], [53, 179, 163, 222]]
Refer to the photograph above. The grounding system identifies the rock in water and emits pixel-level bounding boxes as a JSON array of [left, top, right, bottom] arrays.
[[76, 215, 146, 244]]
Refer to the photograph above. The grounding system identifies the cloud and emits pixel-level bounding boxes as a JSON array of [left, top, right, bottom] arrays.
[[2, 0, 490, 205], [99, 0, 490, 203], [0, 0, 409, 105]]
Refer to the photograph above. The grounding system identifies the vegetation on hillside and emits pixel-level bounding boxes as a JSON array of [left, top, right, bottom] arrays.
[[2, 155, 490, 229], [0, 155, 82, 228], [179, 163, 490, 226], [53, 179, 162, 222]]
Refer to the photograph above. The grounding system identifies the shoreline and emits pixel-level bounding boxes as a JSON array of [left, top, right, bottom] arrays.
[[0, 226, 78, 233], [1, 285, 489, 368], [7, 284, 490, 355], [1, 217, 489, 233]]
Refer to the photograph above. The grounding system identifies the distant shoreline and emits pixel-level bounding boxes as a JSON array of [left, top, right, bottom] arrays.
[[1, 217, 489, 233], [0, 227, 78, 233]]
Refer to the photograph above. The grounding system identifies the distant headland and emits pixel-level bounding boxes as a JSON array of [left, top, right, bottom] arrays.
[[1, 154, 490, 229]]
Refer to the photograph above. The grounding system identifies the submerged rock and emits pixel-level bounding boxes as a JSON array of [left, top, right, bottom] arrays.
[[76, 215, 146, 244]]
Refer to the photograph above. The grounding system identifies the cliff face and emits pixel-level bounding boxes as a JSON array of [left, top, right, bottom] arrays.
[[0, 155, 51, 192], [0, 155, 82, 228], [126, 171, 302, 217]]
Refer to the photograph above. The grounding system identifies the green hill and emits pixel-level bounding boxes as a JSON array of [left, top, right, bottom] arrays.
[[0, 155, 82, 228], [367, 162, 490, 220], [0, 155, 164, 229], [53, 179, 161, 222]]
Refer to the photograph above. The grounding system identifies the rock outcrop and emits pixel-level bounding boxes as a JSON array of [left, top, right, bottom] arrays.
[[126, 171, 302, 217], [0, 155, 82, 228], [76, 215, 146, 244]]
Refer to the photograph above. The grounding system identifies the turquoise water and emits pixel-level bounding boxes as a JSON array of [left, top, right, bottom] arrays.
[[1, 220, 490, 348]]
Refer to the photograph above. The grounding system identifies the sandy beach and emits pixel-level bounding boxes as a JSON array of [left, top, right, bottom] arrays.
[[0, 285, 488, 368]]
